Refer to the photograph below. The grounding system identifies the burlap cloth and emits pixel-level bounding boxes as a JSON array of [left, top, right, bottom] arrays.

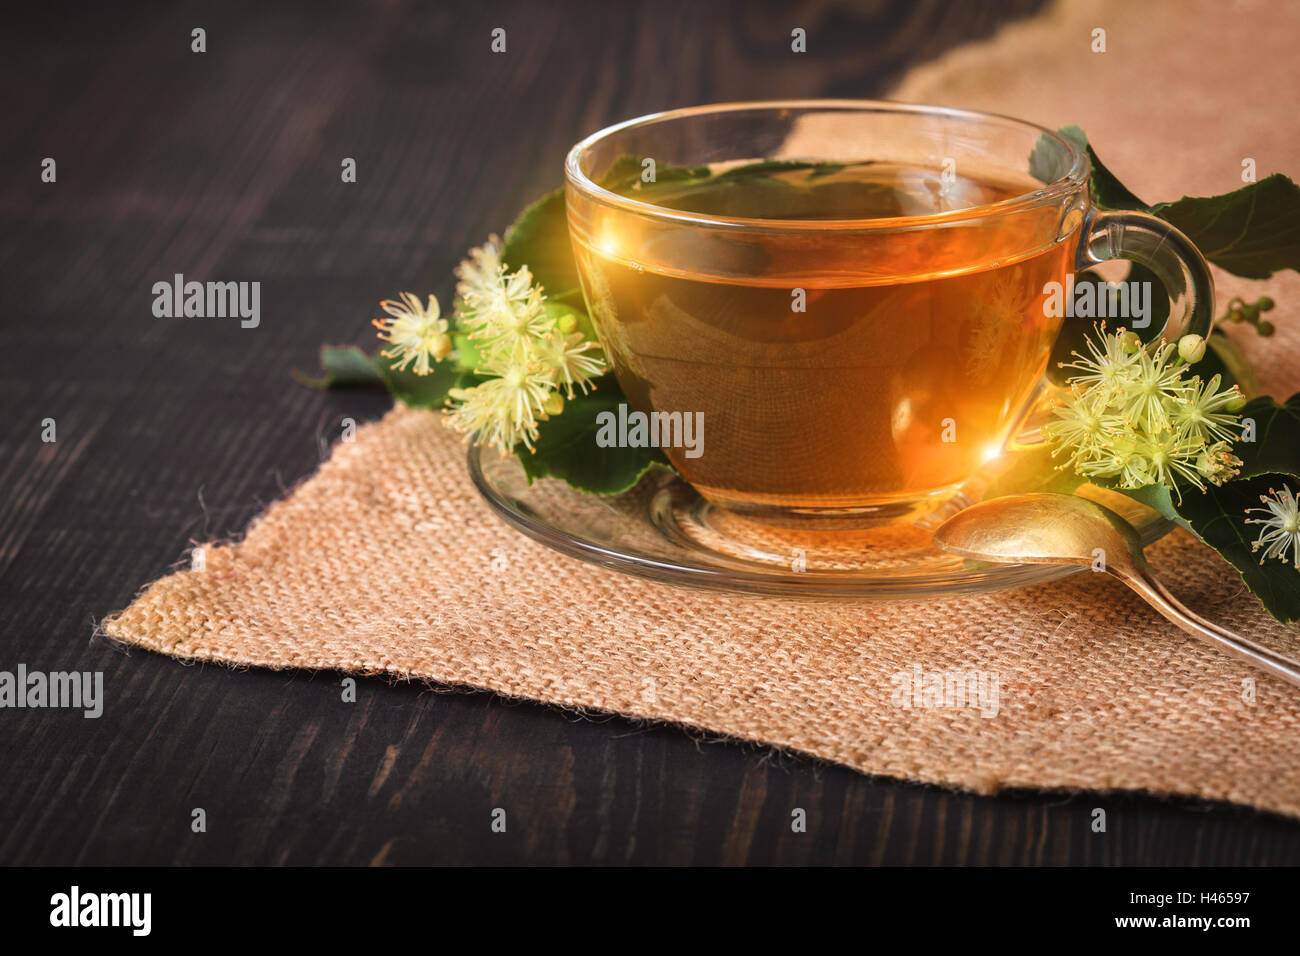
[[105, 0, 1300, 816]]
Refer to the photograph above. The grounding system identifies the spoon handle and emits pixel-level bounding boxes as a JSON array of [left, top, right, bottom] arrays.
[[1118, 569, 1300, 689]]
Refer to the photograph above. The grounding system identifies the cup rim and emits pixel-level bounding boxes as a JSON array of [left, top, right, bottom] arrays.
[[564, 99, 1089, 232]]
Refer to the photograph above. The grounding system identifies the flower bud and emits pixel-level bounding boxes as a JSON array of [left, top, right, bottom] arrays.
[[542, 392, 565, 417], [1118, 330, 1142, 353], [431, 332, 453, 361], [1258, 296, 1275, 312], [1257, 320, 1276, 337], [1178, 333, 1207, 364], [1225, 388, 1247, 412], [556, 312, 580, 335]]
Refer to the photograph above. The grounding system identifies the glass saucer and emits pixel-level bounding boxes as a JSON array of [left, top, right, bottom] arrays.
[[467, 445, 1172, 599]]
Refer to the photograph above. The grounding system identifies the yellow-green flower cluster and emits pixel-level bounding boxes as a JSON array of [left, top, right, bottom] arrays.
[[1044, 325, 1245, 499], [445, 237, 604, 453]]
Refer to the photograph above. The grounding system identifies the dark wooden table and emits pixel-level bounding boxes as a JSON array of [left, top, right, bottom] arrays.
[[3, 0, 1298, 866]]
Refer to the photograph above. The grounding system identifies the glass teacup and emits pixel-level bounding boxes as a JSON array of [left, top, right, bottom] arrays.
[[565, 101, 1212, 524]]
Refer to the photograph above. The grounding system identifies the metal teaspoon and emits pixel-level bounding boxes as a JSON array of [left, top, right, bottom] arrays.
[[933, 493, 1300, 688]]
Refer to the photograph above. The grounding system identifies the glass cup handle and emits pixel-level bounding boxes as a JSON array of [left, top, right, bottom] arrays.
[[1076, 205, 1215, 341]]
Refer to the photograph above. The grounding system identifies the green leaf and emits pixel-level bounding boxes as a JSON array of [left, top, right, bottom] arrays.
[[498, 157, 717, 301], [378, 360, 461, 409], [1101, 393, 1300, 621], [1104, 470, 1300, 622], [519, 377, 672, 495], [1236, 393, 1300, 477], [1173, 471, 1300, 623], [597, 155, 712, 193], [1027, 133, 1059, 188], [500, 188, 577, 298], [1056, 127, 1300, 279], [450, 328, 486, 371], [294, 344, 460, 409], [808, 162, 846, 179], [710, 159, 869, 182], [599, 157, 901, 220], [500, 158, 890, 304], [1055, 126, 1148, 211], [1149, 174, 1300, 279], [647, 162, 713, 185], [293, 344, 385, 389], [1117, 482, 1183, 525], [595, 155, 866, 194], [595, 154, 646, 192]]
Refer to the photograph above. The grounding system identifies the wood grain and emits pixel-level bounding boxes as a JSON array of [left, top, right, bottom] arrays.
[[2, 0, 1298, 865]]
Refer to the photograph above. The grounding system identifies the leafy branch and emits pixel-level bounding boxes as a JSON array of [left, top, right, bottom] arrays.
[[1043, 128, 1300, 621]]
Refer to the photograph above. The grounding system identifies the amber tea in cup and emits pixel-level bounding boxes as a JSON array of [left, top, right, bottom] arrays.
[[565, 102, 1213, 523]]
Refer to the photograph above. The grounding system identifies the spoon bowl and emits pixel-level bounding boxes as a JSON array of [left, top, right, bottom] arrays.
[[934, 493, 1145, 572]]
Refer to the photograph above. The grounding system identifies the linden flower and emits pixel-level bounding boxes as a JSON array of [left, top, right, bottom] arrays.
[[1245, 485, 1300, 570], [444, 238, 607, 453], [1057, 322, 1141, 401], [1139, 430, 1216, 489], [454, 234, 505, 304], [464, 281, 556, 361], [456, 238, 552, 358], [533, 328, 605, 397], [1172, 372, 1244, 446], [372, 292, 452, 376], [1042, 387, 1122, 472], [445, 357, 553, 454], [1120, 340, 1186, 434], [369, 238, 605, 453], [1045, 325, 1244, 501]]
